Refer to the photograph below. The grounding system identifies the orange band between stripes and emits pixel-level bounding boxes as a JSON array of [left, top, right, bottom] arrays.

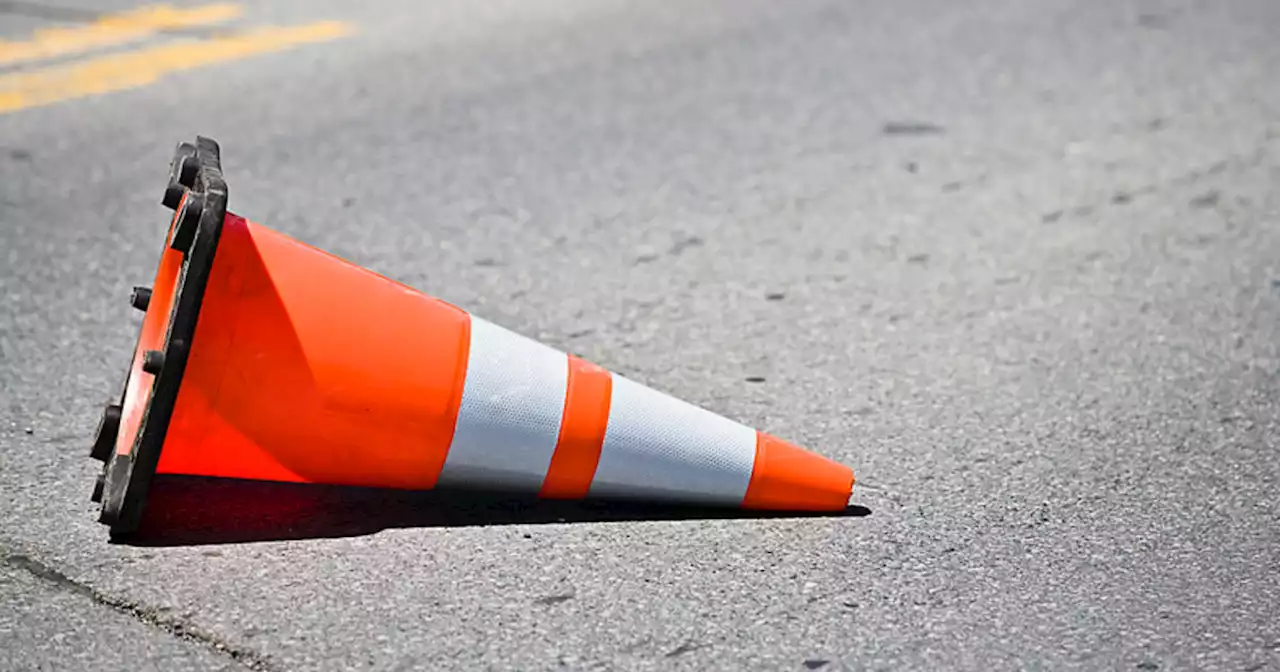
[[539, 355, 612, 499]]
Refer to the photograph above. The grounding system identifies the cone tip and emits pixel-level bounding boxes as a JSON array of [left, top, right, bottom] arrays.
[[743, 432, 856, 512]]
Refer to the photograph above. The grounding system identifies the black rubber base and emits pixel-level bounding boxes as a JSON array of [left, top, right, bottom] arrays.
[[89, 136, 229, 539]]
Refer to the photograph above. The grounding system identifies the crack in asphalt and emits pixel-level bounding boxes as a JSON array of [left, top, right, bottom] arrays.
[[3, 553, 278, 672]]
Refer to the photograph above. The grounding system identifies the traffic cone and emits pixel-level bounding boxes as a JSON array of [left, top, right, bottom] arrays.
[[88, 136, 856, 537]]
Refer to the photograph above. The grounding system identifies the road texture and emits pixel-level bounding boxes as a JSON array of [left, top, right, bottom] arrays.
[[2, 0, 1279, 669]]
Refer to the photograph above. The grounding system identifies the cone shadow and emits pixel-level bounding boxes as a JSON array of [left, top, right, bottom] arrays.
[[114, 474, 871, 547]]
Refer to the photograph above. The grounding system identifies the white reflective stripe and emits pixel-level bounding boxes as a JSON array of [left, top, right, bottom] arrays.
[[588, 375, 757, 505], [437, 316, 568, 490]]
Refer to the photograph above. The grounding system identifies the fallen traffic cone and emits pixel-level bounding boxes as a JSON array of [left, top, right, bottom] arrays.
[[88, 136, 856, 537]]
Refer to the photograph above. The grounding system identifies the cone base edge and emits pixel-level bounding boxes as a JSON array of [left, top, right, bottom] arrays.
[[92, 136, 230, 539]]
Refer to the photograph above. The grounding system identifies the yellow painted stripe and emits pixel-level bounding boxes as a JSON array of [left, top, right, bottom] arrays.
[[0, 21, 351, 114], [0, 3, 244, 67]]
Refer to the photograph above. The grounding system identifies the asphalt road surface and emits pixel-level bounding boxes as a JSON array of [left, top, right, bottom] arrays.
[[3, 0, 1279, 670]]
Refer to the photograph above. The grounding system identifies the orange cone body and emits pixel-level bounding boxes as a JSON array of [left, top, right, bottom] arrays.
[[91, 137, 855, 535], [145, 214, 854, 509]]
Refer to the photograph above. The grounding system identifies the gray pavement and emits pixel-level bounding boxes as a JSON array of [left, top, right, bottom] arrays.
[[2, 0, 1279, 669]]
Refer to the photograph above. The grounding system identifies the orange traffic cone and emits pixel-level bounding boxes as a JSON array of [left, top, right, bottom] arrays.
[[89, 136, 856, 537]]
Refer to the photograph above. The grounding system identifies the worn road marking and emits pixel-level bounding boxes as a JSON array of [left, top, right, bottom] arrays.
[[0, 20, 350, 114], [0, 3, 243, 67]]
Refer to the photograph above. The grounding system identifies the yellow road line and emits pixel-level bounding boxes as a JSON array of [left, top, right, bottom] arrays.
[[0, 3, 243, 67], [0, 21, 351, 114]]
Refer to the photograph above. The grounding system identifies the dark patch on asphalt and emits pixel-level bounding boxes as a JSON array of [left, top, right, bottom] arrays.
[[668, 235, 704, 256], [665, 641, 709, 658], [634, 252, 660, 264], [803, 660, 830, 669], [1136, 662, 1160, 671], [1137, 13, 1169, 29], [9, 148, 32, 161], [904, 161, 918, 173], [1189, 190, 1220, 209], [745, 376, 766, 383], [941, 181, 962, 192], [1111, 191, 1133, 205], [473, 257, 501, 267], [341, 197, 356, 208], [535, 592, 574, 605], [906, 253, 929, 264], [1148, 118, 1167, 131], [883, 121, 945, 136], [621, 636, 654, 654], [566, 328, 595, 339], [765, 292, 786, 301], [1033, 502, 1051, 525], [1041, 210, 1063, 223]]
